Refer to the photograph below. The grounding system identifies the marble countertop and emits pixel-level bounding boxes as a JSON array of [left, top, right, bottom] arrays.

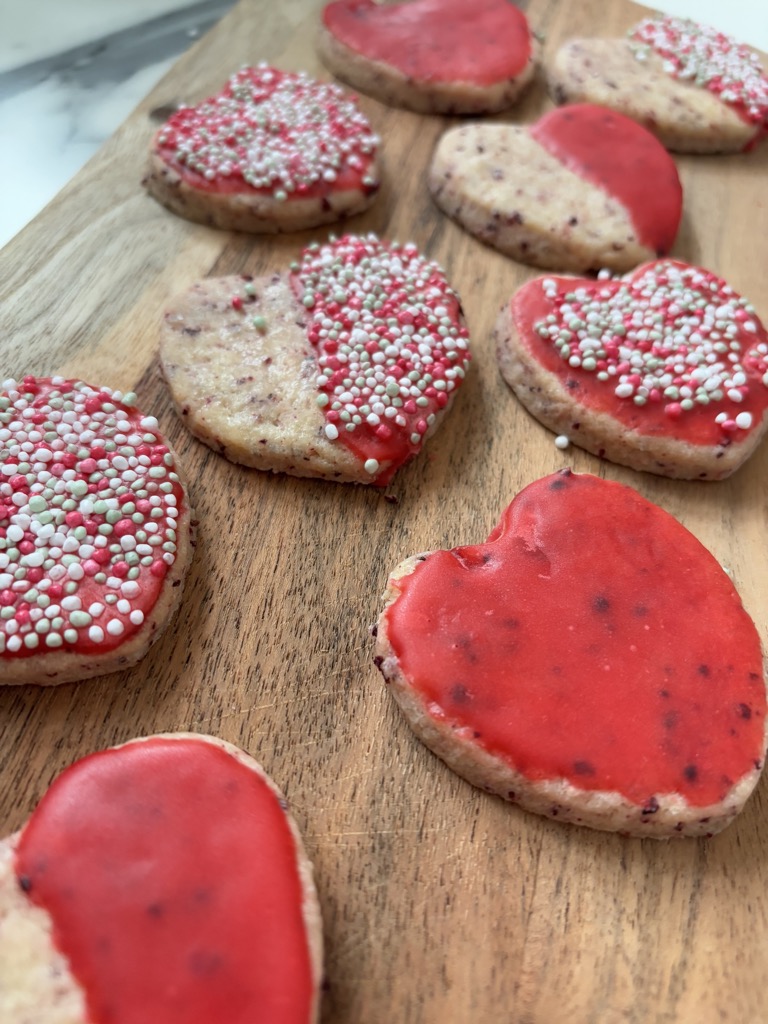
[[1, 0, 767, 249]]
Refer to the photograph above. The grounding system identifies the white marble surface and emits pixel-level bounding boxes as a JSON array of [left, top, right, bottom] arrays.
[[0, 0, 767, 249]]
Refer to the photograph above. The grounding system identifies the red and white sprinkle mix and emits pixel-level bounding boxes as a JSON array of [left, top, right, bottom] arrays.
[[289, 234, 470, 476], [0, 378, 184, 658], [629, 16, 768, 126], [535, 261, 768, 432], [156, 64, 380, 198]]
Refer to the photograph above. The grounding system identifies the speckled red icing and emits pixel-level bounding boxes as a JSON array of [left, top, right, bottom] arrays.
[[384, 471, 766, 808], [529, 105, 682, 255], [0, 377, 185, 660], [154, 64, 380, 199], [14, 736, 314, 1024], [512, 260, 768, 446], [289, 234, 470, 484], [322, 0, 532, 86], [629, 16, 768, 132]]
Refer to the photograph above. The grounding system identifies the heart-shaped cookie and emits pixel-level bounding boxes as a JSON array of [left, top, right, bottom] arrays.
[[0, 377, 193, 686], [550, 16, 768, 153], [495, 259, 768, 479], [143, 65, 381, 232], [317, 0, 536, 114], [375, 471, 767, 837], [429, 103, 682, 272], [0, 734, 322, 1023], [160, 234, 471, 486]]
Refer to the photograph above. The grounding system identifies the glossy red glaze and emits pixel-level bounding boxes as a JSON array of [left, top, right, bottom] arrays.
[[323, 0, 532, 85], [15, 737, 314, 1024], [511, 262, 768, 447], [384, 472, 766, 807], [530, 104, 682, 253]]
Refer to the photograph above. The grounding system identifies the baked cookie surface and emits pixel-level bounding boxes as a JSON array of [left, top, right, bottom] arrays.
[[429, 104, 682, 272], [0, 377, 193, 686], [317, 0, 536, 115], [495, 260, 768, 479], [549, 17, 768, 153], [0, 733, 322, 1024], [144, 64, 381, 232], [160, 234, 471, 486], [375, 470, 767, 838]]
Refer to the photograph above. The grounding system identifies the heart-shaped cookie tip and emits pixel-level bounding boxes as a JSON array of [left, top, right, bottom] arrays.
[[376, 471, 767, 837], [144, 65, 381, 232], [496, 259, 768, 479], [3, 734, 321, 1024], [161, 234, 471, 486]]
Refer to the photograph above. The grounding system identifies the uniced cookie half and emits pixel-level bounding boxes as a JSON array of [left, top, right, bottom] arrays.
[[429, 104, 682, 272], [495, 260, 768, 479], [0, 377, 193, 686], [143, 64, 381, 232], [160, 234, 471, 486], [549, 16, 768, 153], [317, 0, 536, 115], [0, 733, 322, 1023], [375, 471, 768, 838]]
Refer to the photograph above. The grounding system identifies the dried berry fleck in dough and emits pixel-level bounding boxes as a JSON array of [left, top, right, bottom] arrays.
[[629, 16, 768, 130]]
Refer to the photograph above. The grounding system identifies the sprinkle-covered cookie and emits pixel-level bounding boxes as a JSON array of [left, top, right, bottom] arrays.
[[317, 0, 536, 115], [0, 377, 193, 685], [0, 733, 322, 1023], [143, 64, 381, 232], [375, 470, 768, 838], [429, 104, 682, 272], [160, 234, 470, 486], [549, 17, 768, 153], [495, 260, 768, 479]]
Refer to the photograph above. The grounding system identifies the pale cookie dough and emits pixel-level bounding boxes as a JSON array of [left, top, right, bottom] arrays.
[[429, 107, 682, 273], [0, 734, 322, 1024], [549, 17, 768, 153], [143, 64, 381, 232], [317, 0, 536, 115], [160, 235, 471, 487], [0, 377, 193, 686]]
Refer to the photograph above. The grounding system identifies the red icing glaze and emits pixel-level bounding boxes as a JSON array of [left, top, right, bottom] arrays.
[[15, 737, 314, 1024], [322, 0, 532, 86], [385, 472, 766, 807], [529, 104, 682, 254], [286, 235, 470, 485], [0, 377, 186, 661], [155, 66, 379, 200], [511, 260, 768, 447]]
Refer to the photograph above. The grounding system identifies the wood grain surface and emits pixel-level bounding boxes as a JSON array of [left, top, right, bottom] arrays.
[[1, 1, 767, 1021]]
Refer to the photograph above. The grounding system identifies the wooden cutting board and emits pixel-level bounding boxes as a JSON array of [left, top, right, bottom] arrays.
[[1, 1, 767, 1020]]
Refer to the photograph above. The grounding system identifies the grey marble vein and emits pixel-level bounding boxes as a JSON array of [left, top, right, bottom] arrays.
[[0, 0, 237, 100]]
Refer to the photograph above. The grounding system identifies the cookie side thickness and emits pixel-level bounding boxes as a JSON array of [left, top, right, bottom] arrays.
[[318, 0, 536, 115], [496, 263, 768, 479], [5, 733, 322, 1024], [549, 38, 760, 154], [375, 473, 767, 838], [429, 124, 657, 273], [161, 237, 470, 486], [0, 378, 193, 686], [144, 65, 381, 232]]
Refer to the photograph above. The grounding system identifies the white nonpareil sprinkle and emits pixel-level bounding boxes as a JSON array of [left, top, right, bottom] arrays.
[[629, 16, 768, 126], [554, 435, 570, 449]]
